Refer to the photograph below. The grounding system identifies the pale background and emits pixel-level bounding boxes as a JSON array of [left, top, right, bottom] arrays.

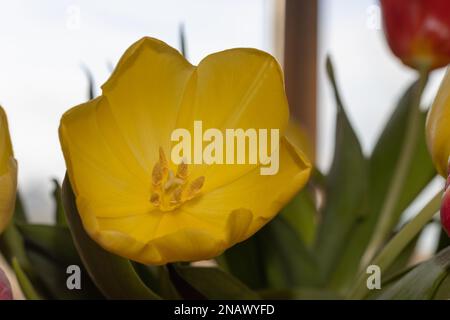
[[0, 0, 445, 251]]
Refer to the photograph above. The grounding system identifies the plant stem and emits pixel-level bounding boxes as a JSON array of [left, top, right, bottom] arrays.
[[348, 190, 442, 299], [362, 68, 429, 266]]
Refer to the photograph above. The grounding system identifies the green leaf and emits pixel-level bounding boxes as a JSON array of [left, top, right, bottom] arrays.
[[26, 249, 102, 300], [279, 185, 317, 247], [433, 272, 450, 300], [375, 246, 450, 299], [17, 224, 78, 265], [0, 224, 31, 273], [52, 179, 67, 226], [260, 216, 320, 288], [331, 80, 436, 290], [314, 57, 367, 287], [159, 266, 182, 300], [173, 264, 259, 300], [14, 192, 28, 223], [223, 214, 320, 290], [221, 233, 267, 290], [12, 257, 41, 300], [61, 175, 160, 300]]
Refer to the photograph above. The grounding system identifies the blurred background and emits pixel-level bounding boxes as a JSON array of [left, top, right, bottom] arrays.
[[0, 0, 445, 253]]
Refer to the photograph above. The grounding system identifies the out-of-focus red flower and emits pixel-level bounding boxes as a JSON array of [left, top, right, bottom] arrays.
[[0, 267, 12, 300], [441, 161, 450, 236], [381, 0, 450, 70]]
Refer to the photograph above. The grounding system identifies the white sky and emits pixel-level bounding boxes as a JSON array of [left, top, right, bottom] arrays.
[[0, 0, 445, 235]]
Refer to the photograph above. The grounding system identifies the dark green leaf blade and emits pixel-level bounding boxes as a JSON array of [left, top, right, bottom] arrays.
[[375, 246, 450, 300], [314, 57, 368, 287], [173, 264, 259, 300], [333, 81, 436, 291]]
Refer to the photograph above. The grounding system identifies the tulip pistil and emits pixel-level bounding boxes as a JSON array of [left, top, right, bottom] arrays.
[[150, 147, 205, 211]]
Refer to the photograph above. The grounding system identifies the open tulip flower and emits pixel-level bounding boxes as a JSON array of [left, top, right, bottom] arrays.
[[0, 107, 17, 234], [381, 0, 450, 70], [59, 37, 311, 265], [426, 68, 450, 235]]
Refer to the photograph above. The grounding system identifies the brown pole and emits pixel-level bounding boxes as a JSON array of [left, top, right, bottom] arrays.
[[284, 0, 318, 158]]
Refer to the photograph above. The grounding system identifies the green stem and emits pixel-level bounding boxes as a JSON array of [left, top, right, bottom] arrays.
[[349, 190, 442, 299], [362, 68, 429, 265]]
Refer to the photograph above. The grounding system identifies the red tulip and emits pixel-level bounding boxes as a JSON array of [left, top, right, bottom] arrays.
[[381, 0, 450, 70], [0, 267, 12, 300]]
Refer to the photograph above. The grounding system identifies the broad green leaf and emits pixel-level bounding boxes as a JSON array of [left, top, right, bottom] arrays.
[[314, 57, 367, 286], [17, 224, 78, 265], [62, 176, 160, 300], [382, 234, 419, 279], [173, 264, 259, 300], [26, 249, 102, 300], [224, 215, 320, 290], [159, 266, 182, 300], [331, 80, 436, 290], [259, 216, 320, 288], [0, 224, 31, 273], [375, 246, 450, 299], [221, 234, 267, 289], [12, 257, 41, 300], [14, 192, 28, 223], [280, 185, 317, 247], [433, 272, 450, 300], [52, 179, 67, 226]]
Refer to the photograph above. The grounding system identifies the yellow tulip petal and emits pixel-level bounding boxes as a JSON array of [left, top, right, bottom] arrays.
[[0, 107, 17, 234], [176, 47, 289, 191], [60, 97, 153, 218], [426, 67, 450, 176], [182, 137, 311, 240], [102, 37, 195, 164]]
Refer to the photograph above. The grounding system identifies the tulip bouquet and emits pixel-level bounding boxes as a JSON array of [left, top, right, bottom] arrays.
[[1, 0, 450, 300]]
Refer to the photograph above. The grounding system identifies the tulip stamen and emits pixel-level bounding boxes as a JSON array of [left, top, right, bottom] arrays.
[[150, 149, 205, 210], [186, 176, 205, 200]]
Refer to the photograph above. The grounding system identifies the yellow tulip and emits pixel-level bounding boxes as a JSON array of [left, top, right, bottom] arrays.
[[426, 68, 450, 177], [59, 37, 311, 265], [0, 107, 17, 234]]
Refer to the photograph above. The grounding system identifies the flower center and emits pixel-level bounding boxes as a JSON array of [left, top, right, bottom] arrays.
[[150, 147, 205, 211]]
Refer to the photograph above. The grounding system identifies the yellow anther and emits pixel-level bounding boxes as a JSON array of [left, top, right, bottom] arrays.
[[170, 187, 183, 204], [150, 192, 160, 206], [176, 162, 188, 180], [150, 148, 205, 211], [187, 176, 205, 199], [152, 162, 163, 186]]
